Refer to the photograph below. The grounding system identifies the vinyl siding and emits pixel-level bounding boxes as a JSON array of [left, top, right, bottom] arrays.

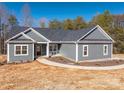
[[11, 34, 29, 41], [59, 44, 76, 61], [25, 30, 47, 42], [17, 35, 27, 39], [8, 43, 34, 63], [78, 43, 112, 61], [82, 28, 111, 40], [10, 30, 47, 42]]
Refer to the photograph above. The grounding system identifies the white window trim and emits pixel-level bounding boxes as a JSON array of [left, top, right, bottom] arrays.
[[103, 45, 108, 55], [82, 45, 88, 57], [14, 44, 29, 56]]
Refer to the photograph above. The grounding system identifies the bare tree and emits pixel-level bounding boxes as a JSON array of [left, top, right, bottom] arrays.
[[22, 4, 33, 27], [39, 17, 47, 28], [0, 3, 9, 54]]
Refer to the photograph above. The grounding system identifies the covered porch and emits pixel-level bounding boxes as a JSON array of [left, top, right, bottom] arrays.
[[34, 43, 60, 59]]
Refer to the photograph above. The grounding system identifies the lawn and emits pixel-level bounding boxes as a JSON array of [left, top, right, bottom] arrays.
[[0, 55, 124, 89]]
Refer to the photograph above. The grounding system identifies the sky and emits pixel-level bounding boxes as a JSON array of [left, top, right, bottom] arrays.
[[2, 2, 124, 27]]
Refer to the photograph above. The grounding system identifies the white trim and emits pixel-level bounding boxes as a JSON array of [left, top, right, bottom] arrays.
[[97, 25, 114, 42], [37, 42, 48, 44], [6, 31, 36, 43], [14, 44, 29, 56], [32, 43, 34, 60], [77, 26, 97, 41], [51, 41, 75, 43], [111, 44, 113, 58], [46, 42, 49, 57], [77, 25, 114, 42], [7, 43, 9, 62], [6, 28, 31, 42], [82, 45, 88, 57], [6, 27, 51, 43], [7, 41, 34, 43], [78, 41, 112, 44], [103, 45, 108, 56], [22, 33, 36, 42], [30, 28, 50, 42], [76, 43, 78, 62]]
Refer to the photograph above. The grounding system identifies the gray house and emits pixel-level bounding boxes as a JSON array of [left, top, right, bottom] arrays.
[[6, 25, 114, 63]]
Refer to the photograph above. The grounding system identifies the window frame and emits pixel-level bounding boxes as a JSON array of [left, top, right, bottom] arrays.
[[103, 45, 108, 56], [49, 44, 58, 55], [14, 44, 28, 56], [82, 45, 88, 57]]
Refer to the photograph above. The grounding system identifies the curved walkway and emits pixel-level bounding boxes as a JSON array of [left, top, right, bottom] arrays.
[[37, 58, 124, 70]]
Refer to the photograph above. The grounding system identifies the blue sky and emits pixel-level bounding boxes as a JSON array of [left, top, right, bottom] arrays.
[[2, 2, 124, 27]]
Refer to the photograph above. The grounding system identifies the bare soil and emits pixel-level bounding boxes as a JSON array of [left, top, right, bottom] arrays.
[[1, 54, 124, 89], [47, 57, 124, 67], [113, 54, 124, 58], [0, 55, 7, 65]]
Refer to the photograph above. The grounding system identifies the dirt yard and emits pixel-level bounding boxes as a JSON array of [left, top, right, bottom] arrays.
[[113, 54, 124, 58], [0, 55, 7, 64], [47, 56, 124, 67], [1, 54, 124, 89]]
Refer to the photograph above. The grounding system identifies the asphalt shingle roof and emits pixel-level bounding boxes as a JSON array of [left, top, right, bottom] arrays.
[[8, 26, 96, 41], [8, 26, 29, 39], [33, 26, 95, 41]]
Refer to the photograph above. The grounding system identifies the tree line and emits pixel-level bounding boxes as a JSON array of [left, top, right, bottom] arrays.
[[0, 3, 33, 54], [48, 11, 124, 54], [0, 3, 124, 54]]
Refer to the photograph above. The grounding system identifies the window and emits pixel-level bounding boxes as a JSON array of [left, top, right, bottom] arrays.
[[22, 46, 27, 54], [15, 46, 21, 54], [14, 45, 28, 56], [103, 45, 108, 55], [49, 44, 58, 55], [83, 45, 88, 57], [49, 45, 52, 51]]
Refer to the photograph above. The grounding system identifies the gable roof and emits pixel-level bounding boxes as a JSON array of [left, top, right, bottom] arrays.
[[77, 25, 114, 42], [6, 25, 114, 42], [33, 26, 95, 41], [8, 26, 29, 39]]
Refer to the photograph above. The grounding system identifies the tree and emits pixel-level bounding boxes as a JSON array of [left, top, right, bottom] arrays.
[[89, 10, 113, 32], [39, 17, 47, 28], [63, 19, 74, 30], [22, 4, 33, 27], [8, 15, 18, 27], [40, 21, 45, 28], [111, 27, 124, 53], [74, 16, 87, 30], [49, 19, 63, 30], [0, 3, 9, 54]]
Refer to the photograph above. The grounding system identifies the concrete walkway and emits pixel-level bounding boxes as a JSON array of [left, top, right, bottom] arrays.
[[37, 58, 124, 70]]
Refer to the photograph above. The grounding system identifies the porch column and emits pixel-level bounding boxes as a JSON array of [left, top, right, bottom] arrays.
[[76, 43, 78, 62], [7, 43, 9, 62], [46, 42, 49, 57], [32, 43, 34, 60]]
